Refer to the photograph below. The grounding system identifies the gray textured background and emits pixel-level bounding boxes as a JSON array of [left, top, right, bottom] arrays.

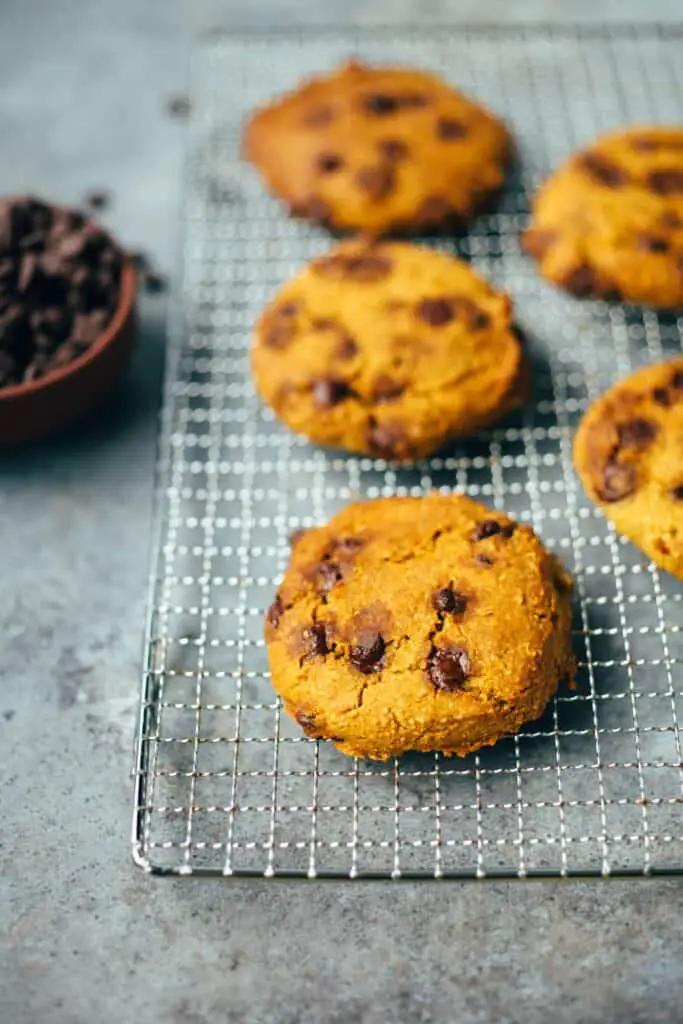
[[2, 2, 683, 1022]]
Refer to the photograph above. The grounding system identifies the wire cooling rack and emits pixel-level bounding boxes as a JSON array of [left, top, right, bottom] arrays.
[[132, 24, 683, 878]]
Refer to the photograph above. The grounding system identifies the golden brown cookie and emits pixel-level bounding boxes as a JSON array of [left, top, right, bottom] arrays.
[[252, 240, 528, 461], [265, 494, 574, 761], [243, 59, 512, 236], [574, 358, 683, 579], [523, 126, 683, 308]]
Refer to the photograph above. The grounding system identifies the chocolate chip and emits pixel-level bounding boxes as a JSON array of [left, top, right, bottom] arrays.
[[349, 633, 385, 674], [372, 376, 404, 402], [473, 519, 502, 540], [367, 419, 405, 459], [432, 586, 467, 616], [564, 264, 597, 297], [267, 594, 284, 629], [661, 211, 683, 229], [264, 320, 295, 350], [426, 644, 470, 692], [84, 189, 111, 211], [378, 138, 408, 161], [335, 335, 359, 360], [304, 105, 335, 127], [598, 459, 637, 502], [335, 536, 364, 555], [355, 165, 396, 201], [314, 251, 392, 282], [295, 710, 323, 738], [474, 553, 495, 566], [312, 378, 352, 408], [639, 235, 670, 253], [617, 417, 658, 450], [671, 369, 683, 390], [437, 117, 467, 140], [671, 485, 683, 501], [277, 301, 299, 317], [648, 169, 683, 195], [652, 386, 671, 407], [362, 92, 425, 116], [580, 153, 627, 188], [416, 297, 453, 326], [317, 152, 343, 174], [315, 561, 343, 594], [302, 622, 330, 659]]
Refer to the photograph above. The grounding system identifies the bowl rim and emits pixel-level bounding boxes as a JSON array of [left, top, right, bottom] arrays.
[[0, 223, 136, 402]]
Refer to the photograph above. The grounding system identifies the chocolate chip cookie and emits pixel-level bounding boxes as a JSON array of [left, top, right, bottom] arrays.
[[252, 240, 528, 461], [243, 59, 512, 236], [574, 358, 683, 578], [265, 494, 574, 760], [523, 127, 683, 308]]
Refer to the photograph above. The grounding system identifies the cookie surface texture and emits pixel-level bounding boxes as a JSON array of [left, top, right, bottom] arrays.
[[243, 59, 512, 235], [265, 494, 574, 761], [252, 240, 528, 461], [523, 126, 683, 308], [574, 358, 683, 578]]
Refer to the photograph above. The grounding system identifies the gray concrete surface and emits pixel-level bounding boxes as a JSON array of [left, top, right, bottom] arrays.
[[2, 2, 683, 1023]]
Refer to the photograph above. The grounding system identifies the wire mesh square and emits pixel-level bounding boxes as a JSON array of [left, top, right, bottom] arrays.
[[132, 24, 683, 878]]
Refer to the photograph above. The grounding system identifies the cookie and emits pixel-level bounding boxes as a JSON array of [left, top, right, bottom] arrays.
[[243, 59, 512, 236], [574, 358, 683, 578], [523, 126, 683, 308], [252, 240, 528, 461], [265, 494, 574, 761]]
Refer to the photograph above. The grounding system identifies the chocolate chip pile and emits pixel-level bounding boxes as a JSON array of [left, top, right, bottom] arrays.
[[0, 196, 124, 388]]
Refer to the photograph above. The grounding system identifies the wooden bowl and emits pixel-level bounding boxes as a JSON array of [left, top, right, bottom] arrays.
[[0, 257, 137, 445]]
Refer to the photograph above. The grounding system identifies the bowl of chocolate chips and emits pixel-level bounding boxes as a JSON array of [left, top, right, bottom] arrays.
[[0, 195, 136, 444]]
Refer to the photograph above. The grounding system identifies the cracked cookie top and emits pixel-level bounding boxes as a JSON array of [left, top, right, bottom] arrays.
[[243, 58, 511, 235], [265, 493, 574, 760], [251, 240, 528, 462]]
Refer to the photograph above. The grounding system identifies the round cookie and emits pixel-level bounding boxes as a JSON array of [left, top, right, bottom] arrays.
[[243, 59, 512, 236], [252, 240, 528, 461], [266, 494, 574, 761], [523, 126, 683, 308], [574, 358, 683, 579]]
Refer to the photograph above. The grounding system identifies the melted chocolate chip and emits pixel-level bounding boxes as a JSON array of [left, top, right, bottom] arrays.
[[317, 152, 343, 174], [648, 169, 683, 195], [378, 138, 408, 161], [295, 710, 322, 737], [432, 586, 467, 615], [671, 369, 683, 390], [472, 519, 510, 541], [598, 459, 637, 502], [335, 335, 359, 360], [302, 622, 330, 659], [437, 117, 468, 140], [639, 235, 670, 253], [312, 378, 352, 408], [264, 320, 295, 350], [415, 196, 462, 230], [426, 644, 470, 692], [336, 536, 364, 555], [314, 251, 392, 282], [349, 633, 386, 674], [277, 301, 299, 317], [652, 386, 671, 407], [416, 297, 453, 326], [315, 561, 343, 593], [363, 93, 427, 115], [564, 264, 597, 297], [579, 153, 627, 188], [474, 553, 495, 566], [372, 375, 404, 402], [267, 594, 284, 630], [671, 485, 683, 501], [355, 165, 396, 201], [618, 417, 658, 450]]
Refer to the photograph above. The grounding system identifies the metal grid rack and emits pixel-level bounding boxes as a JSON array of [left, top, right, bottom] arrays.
[[132, 24, 683, 878]]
